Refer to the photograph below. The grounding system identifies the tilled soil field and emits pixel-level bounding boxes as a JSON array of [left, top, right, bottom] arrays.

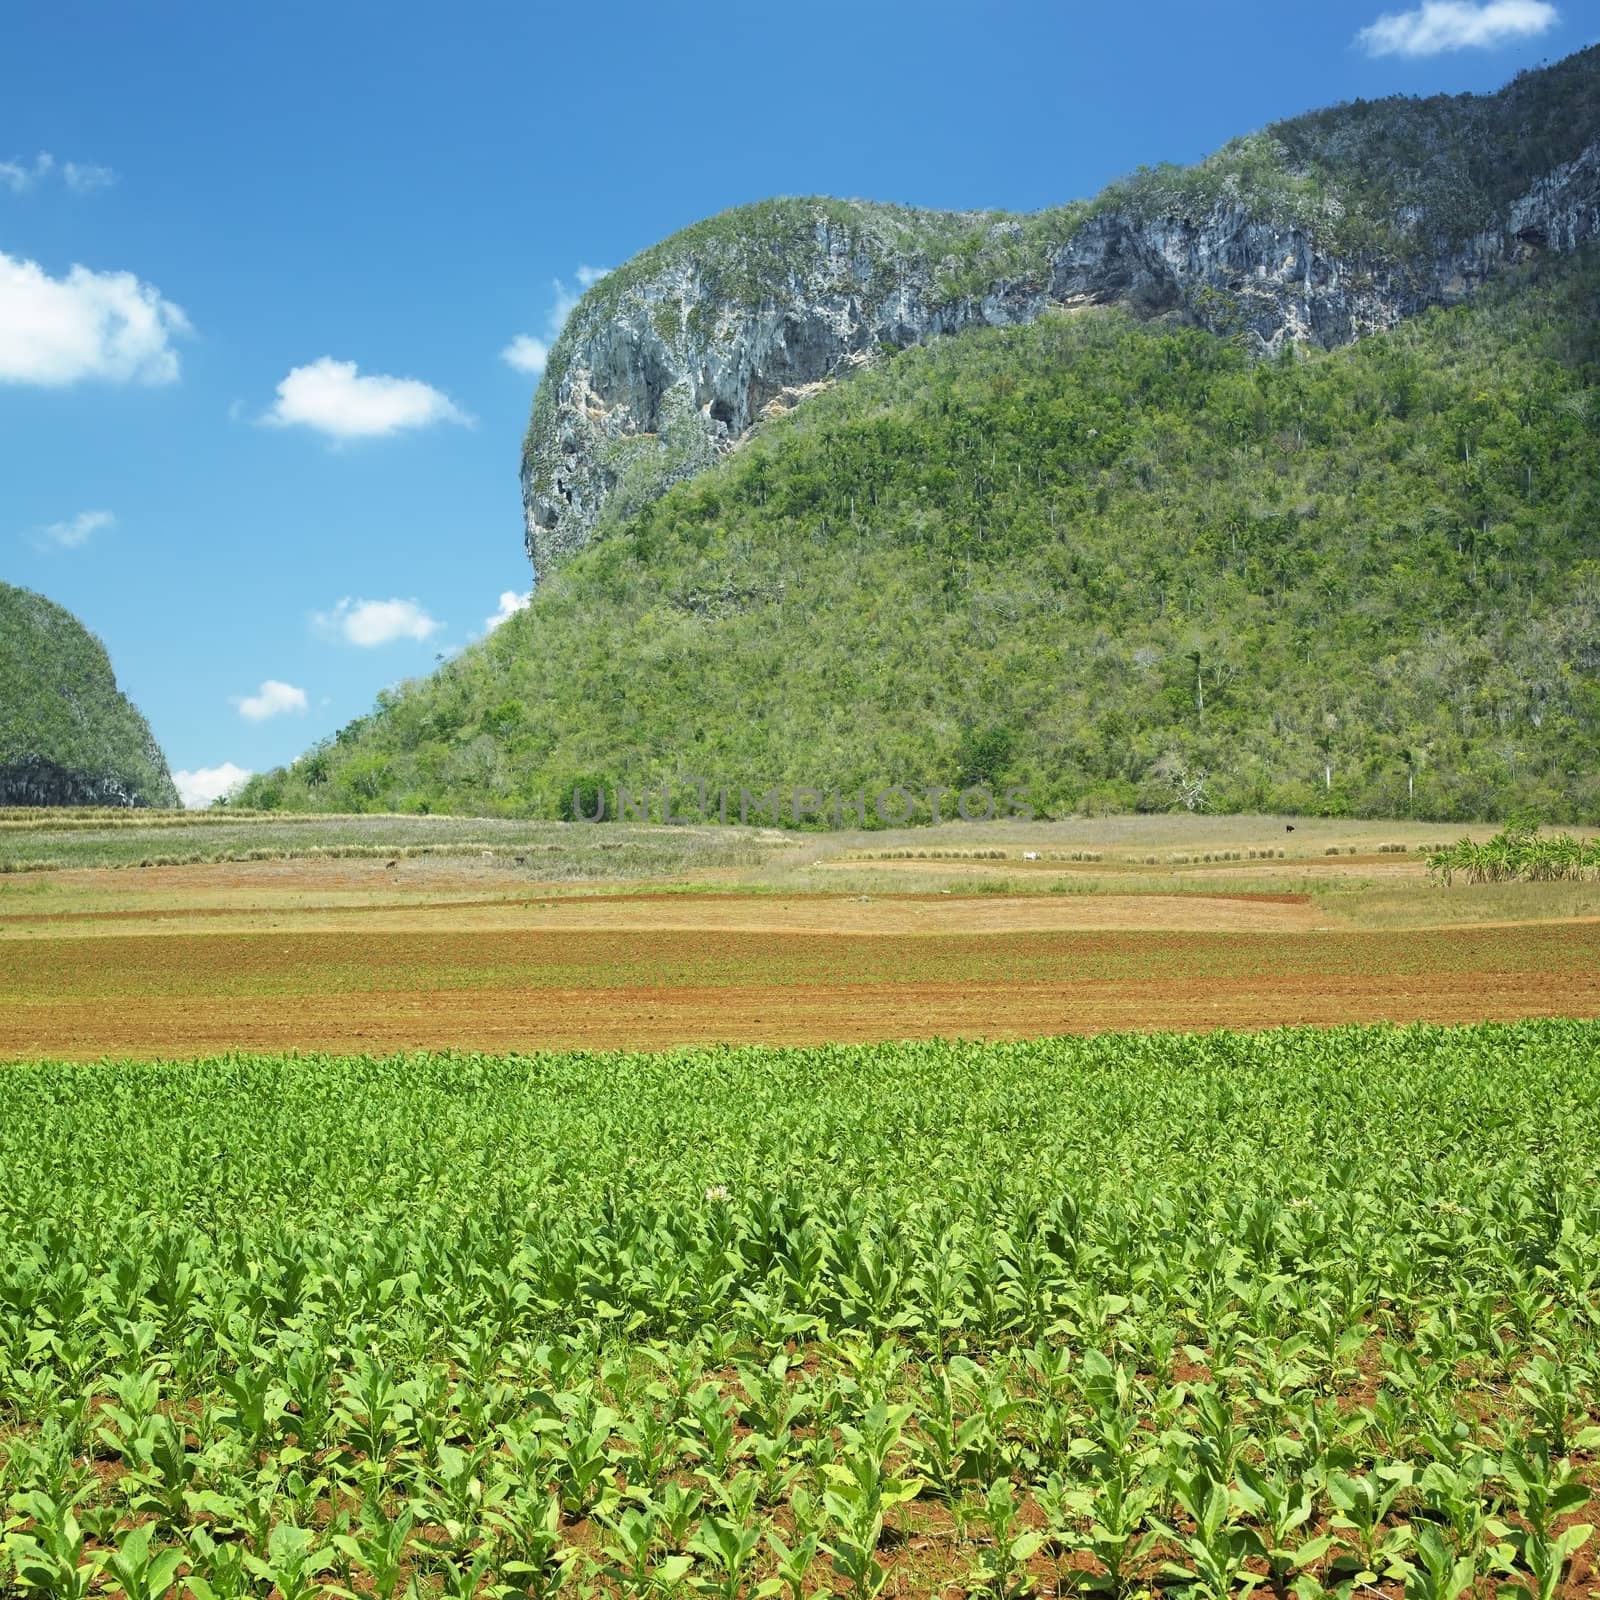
[[4, 914, 1597, 1058]]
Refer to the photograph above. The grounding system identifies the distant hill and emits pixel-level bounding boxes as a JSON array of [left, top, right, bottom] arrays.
[[242, 254, 1600, 823], [240, 48, 1600, 825], [0, 583, 179, 809]]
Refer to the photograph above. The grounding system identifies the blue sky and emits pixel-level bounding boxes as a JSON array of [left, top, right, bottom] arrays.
[[2, 0, 1592, 803]]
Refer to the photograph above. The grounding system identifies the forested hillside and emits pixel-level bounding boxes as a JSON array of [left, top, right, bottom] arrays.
[[0, 583, 179, 809], [241, 253, 1600, 824]]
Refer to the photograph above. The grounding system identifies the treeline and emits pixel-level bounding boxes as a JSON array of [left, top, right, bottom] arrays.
[[241, 253, 1600, 824]]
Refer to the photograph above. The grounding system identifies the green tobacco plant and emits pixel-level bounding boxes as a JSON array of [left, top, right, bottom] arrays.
[[1, 1024, 1600, 1599], [100, 1523, 183, 1600], [3, 1491, 98, 1600], [821, 1403, 924, 1600]]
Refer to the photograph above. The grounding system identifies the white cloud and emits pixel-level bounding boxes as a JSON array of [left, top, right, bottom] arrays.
[[485, 589, 531, 631], [264, 357, 471, 440], [1356, 0, 1559, 55], [0, 152, 53, 193], [234, 679, 308, 721], [0, 250, 190, 386], [34, 509, 114, 550], [174, 762, 251, 809], [500, 334, 550, 376], [501, 264, 612, 377], [0, 152, 116, 195], [63, 161, 116, 193], [549, 281, 583, 327], [314, 596, 442, 647]]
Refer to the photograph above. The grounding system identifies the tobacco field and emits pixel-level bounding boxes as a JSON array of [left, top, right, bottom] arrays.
[[3, 1022, 1599, 1598]]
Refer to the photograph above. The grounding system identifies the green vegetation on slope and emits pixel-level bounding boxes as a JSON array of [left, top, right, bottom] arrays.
[[0, 583, 178, 809], [2, 1023, 1600, 1596], [247, 252, 1600, 824]]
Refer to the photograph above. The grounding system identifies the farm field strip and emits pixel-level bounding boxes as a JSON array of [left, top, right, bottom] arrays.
[[2, 923, 1598, 1059], [5, 924, 1598, 999], [0, 891, 1329, 940], [2, 1024, 1599, 1600], [3, 971, 1597, 1059]]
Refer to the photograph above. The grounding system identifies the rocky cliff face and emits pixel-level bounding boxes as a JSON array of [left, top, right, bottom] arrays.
[[521, 47, 1600, 576], [1049, 135, 1600, 350]]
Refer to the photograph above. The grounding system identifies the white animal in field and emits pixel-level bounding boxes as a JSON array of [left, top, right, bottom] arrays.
[[1023, 851, 1040, 861]]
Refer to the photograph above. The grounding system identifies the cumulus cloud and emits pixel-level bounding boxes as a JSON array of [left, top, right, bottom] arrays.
[[263, 357, 472, 440], [0, 250, 190, 385], [174, 762, 251, 809], [313, 596, 442, 647], [500, 264, 612, 377], [0, 152, 116, 194], [34, 509, 114, 550], [234, 679, 309, 721], [485, 589, 531, 631], [500, 334, 550, 376], [1356, 0, 1559, 55]]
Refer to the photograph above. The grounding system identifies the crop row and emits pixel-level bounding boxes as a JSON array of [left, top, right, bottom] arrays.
[[2, 1024, 1599, 1597]]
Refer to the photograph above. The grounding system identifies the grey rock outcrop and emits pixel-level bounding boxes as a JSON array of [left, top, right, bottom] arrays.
[[520, 50, 1600, 577], [1051, 138, 1600, 351]]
